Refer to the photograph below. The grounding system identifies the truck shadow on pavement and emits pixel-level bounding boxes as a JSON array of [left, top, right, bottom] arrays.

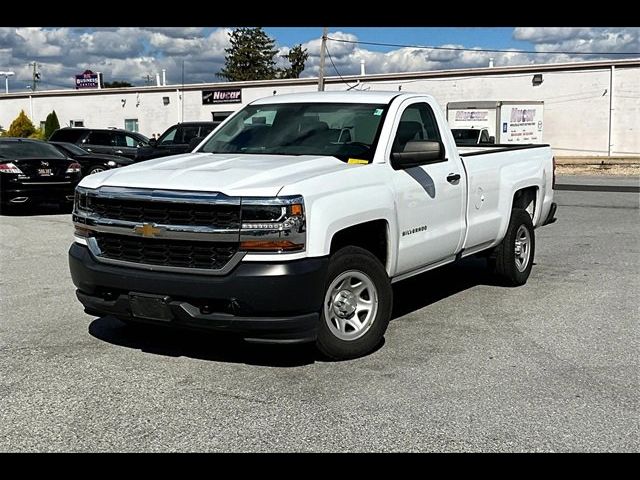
[[391, 256, 506, 319], [88, 256, 508, 367]]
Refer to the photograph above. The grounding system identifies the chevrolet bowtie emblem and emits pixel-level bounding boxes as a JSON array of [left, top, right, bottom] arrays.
[[133, 223, 162, 237]]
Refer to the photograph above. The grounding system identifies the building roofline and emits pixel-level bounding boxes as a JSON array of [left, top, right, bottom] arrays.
[[1, 58, 638, 100]]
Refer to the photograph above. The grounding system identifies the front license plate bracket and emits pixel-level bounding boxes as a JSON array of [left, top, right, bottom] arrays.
[[129, 293, 174, 322]]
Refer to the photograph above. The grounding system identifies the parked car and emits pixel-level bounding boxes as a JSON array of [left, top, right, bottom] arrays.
[[135, 122, 219, 161], [69, 91, 557, 360], [0, 138, 82, 210], [49, 141, 134, 177], [49, 128, 150, 160]]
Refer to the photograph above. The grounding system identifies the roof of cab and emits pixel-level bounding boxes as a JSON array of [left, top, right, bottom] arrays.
[[250, 90, 427, 105]]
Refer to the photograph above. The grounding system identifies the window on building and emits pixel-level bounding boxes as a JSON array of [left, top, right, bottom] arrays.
[[70, 120, 84, 127], [124, 118, 139, 133], [212, 111, 233, 124]]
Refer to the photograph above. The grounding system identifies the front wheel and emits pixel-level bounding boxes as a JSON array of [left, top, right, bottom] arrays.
[[493, 208, 535, 286], [316, 246, 392, 360]]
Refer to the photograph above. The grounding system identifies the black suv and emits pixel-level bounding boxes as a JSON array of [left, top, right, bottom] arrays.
[[49, 128, 150, 160], [135, 122, 219, 161]]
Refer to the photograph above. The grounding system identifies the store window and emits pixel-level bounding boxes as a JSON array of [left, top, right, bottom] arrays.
[[124, 118, 139, 133]]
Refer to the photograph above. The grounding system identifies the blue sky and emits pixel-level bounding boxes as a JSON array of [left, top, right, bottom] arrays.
[[263, 27, 532, 51]]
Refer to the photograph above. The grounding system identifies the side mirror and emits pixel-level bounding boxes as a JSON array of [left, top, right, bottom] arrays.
[[488, 136, 495, 144], [188, 136, 204, 151], [391, 140, 445, 169], [147, 138, 157, 147]]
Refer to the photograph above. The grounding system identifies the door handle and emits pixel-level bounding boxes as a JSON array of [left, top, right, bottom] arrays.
[[86, 148, 92, 152], [115, 150, 123, 154], [447, 173, 461, 184]]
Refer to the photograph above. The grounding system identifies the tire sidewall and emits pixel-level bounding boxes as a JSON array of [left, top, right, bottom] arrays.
[[316, 246, 392, 360], [88, 166, 106, 175], [502, 209, 535, 285]]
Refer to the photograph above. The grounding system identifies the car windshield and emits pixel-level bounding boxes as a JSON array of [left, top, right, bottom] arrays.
[[52, 142, 89, 156], [0, 141, 67, 159], [199, 102, 387, 161]]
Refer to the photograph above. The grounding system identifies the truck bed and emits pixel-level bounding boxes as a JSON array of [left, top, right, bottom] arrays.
[[457, 143, 555, 254]]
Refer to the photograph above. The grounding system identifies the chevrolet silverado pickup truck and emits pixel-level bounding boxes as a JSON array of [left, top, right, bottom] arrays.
[[69, 91, 557, 360]]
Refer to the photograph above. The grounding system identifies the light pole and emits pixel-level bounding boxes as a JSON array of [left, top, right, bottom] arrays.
[[0, 71, 15, 94]]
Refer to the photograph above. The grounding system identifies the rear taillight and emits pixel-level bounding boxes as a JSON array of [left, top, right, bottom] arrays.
[[66, 162, 82, 174], [552, 156, 556, 189], [0, 162, 24, 174]]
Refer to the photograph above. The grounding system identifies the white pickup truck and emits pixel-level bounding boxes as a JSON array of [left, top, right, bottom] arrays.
[[69, 91, 557, 359]]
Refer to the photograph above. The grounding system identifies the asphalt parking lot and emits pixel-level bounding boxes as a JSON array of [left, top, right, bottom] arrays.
[[0, 187, 638, 452]]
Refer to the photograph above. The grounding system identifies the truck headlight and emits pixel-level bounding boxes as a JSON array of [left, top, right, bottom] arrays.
[[240, 196, 305, 253], [74, 186, 91, 214]]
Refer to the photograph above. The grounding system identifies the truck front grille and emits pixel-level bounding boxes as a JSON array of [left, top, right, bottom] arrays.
[[94, 233, 238, 270], [90, 197, 240, 228]]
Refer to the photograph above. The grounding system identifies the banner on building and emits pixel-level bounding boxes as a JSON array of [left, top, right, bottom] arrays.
[[202, 89, 242, 104], [75, 70, 102, 89]]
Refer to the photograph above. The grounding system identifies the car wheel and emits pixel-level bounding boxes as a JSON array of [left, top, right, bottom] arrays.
[[493, 208, 535, 286], [316, 246, 392, 360], [87, 165, 106, 175]]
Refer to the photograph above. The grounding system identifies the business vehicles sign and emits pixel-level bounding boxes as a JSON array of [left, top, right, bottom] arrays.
[[499, 104, 544, 144], [202, 89, 242, 104], [75, 70, 101, 89]]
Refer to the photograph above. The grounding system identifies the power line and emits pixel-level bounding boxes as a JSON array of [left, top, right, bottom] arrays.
[[326, 37, 640, 56], [325, 45, 357, 89]]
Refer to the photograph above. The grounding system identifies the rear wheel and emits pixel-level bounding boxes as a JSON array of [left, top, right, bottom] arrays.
[[316, 246, 392, 360], [492, 208, 535, 286], [87, 165, 106, 176]]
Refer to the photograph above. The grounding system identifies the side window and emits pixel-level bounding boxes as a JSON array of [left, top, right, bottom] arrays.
[[178, 126, 201, 144], [158, 127, 177, 146], [480, 130, 490, 143], [124, 134, 139, 147], [199, 125, 215, 137], [391, 102, 441, 153], [86, 131, 114, 146]]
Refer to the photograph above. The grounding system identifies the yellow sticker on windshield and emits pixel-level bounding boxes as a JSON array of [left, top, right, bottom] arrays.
[[348, 158, 369, 165]]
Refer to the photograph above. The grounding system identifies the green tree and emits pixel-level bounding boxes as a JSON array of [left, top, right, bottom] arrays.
[[44, 110, 61, 139], [6, 110, 36, 138], [104, 81, 134, 88], [279, 44, 309, 79], [218, 27, 279, 81]]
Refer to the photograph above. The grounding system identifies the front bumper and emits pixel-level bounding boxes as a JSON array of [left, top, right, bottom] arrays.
[[69, 243, 329, 343]]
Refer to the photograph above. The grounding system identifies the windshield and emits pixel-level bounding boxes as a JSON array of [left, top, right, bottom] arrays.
[[52, 142, 89, 156], [199, 102, 387, 161], [452, 129, 481, 142], [0, 141, 67, 159]]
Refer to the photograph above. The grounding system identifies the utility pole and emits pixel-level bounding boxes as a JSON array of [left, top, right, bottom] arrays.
[[29, 61, 41, 92], [317, 27, 328, 92]]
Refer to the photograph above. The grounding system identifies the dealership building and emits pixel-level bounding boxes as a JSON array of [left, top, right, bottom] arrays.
[[0, 58, 638, 157]]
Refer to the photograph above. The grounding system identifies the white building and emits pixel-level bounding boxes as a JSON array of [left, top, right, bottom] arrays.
[[1, 58, 638, 157]]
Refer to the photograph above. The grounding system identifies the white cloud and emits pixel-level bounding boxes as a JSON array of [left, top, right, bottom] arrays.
[[0, 27, 637, 92]]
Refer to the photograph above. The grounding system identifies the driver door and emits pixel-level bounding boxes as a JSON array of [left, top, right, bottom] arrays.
[[387, 100, 466, 275]]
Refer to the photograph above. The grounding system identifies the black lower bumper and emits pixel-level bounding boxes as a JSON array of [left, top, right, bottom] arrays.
[[69, 243, 329, 343]]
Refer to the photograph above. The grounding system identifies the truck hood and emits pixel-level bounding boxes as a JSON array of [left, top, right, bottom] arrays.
[[80, 152, 351, 197]]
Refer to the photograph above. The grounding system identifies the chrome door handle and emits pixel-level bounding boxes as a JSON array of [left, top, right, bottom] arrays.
[[115, 150, 123, 154]]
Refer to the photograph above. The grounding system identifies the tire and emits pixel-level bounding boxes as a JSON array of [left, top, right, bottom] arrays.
[[87, 165, 106, 176], [493, 208, 535, 286], [316, 246, 392, 360]]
